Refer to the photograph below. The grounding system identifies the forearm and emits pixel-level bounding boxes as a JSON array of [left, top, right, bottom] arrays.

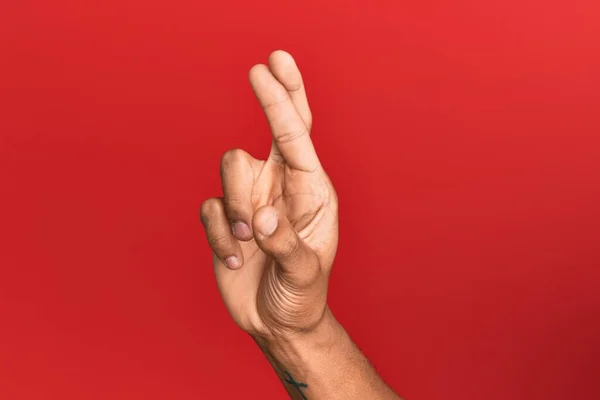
[[254, 308, 400, 400], [203, 50, 398, 400]]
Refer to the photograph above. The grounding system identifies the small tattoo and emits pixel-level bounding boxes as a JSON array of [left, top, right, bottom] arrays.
[[284, 371, 308, 399]]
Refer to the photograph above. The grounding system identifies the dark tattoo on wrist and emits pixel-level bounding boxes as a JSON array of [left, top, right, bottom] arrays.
[[284, 371, 308, 399]]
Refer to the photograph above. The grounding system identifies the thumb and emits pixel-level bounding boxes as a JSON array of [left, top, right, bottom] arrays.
[[252, 205, 320, 282]]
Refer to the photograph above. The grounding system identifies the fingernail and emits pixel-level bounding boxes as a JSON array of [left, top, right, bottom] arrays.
[[225, 256, 241, 269], [257, 208, 278, 237], [232, 221, 251, 239]]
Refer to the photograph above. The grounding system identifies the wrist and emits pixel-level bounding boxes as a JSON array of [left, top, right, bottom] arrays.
[[253, 307, 345, 368]]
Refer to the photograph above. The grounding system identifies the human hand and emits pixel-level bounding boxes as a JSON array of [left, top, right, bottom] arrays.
[[200, 50, 338, 341]]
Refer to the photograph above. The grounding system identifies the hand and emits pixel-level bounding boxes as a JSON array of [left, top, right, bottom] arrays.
[[200, 50, 338, 341]]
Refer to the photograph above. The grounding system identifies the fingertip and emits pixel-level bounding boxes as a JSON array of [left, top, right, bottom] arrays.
[[224, 255, 242, 270], [269, 49, 294, 66], [268, 51, 302, 90], [231, 221, 253, 241], [248, 63, 268, 82], [253, 206, 279, 238]]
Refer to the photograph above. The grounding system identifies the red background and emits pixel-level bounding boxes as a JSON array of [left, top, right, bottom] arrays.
[[1, 1, 599, 399]]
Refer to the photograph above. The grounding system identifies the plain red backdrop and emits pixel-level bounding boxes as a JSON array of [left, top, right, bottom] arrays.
[[1, 0, 599, 399]]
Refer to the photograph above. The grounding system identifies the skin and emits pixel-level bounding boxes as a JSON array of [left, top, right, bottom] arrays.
[[200, 50, 399, 399]]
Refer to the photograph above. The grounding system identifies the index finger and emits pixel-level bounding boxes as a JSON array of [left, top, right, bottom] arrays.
[[249, 64, 320, 172]]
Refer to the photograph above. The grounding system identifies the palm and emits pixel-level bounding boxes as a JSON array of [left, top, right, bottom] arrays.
[[202, 51, 338, 337], [215, 158, 337, 335]]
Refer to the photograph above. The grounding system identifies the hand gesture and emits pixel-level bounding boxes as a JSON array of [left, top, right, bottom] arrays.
[[200, 51, 338, 340]]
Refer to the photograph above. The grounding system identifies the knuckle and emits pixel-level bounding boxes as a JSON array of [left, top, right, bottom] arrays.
[[305, 114, 313, 131], [278, 231, 301, 261], [200, 198, 220, 224], [274, 127, 308, 144], [286, 82, 303, 92], [223, 192, 244, 208], [263, 96, 290, 111], [208, 232, 229, 249], [220, 148, 246, 169]]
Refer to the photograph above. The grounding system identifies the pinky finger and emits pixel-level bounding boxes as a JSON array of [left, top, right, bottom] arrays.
[[200, 198, 244, 270]]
